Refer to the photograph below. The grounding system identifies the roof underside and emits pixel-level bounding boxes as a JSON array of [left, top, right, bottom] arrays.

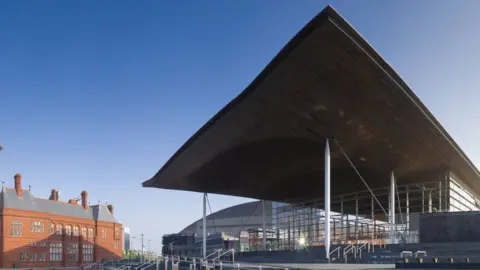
[[143, 6, 480, 202]]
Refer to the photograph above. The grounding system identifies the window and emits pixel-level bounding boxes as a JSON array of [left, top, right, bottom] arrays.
[[39, 241, 47, 247], [82, 227, 87, 237], [56, 224, 63, 235], [67, 244, 79, 261], [49, 242, 62, 261], [39, 252, 46, 261], [31, 221, 44, 233], [30, 252, 37, 261], [82, 244, 94, 262], [29, 241, 36, 247], [11, 220, 22, 237], [88, 228, 94, 239], [65, 225, 72, 236], [73, 226, 79, 236], [115, 228, 120, 239], [102, 228, 107, 239], [20, 252, 26, 261], [114, 240, 119, 249], [49, 223, 55, 234]]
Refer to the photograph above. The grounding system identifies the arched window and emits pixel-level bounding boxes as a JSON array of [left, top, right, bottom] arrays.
[[56, 224, 63, 235], [88, 227, 94, 239], [65, 225, 72, 236], [73, 226, 79, 236], [81, 227, 87, 237], [49, 223, 55, 234]]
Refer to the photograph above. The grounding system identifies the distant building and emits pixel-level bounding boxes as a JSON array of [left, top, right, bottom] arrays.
[[0, 173, 123, 268], [162, 201, 273, 256], [123, 227, 131, 252]]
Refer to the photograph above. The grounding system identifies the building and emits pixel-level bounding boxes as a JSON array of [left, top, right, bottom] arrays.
[[0, 173, 123, 268], [123, 227, 130, 252], [162, 201, 273, 256], [144, 5, 480, 257]]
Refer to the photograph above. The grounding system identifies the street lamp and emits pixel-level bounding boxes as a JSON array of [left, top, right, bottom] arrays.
[[141, 234, 144, 263], [148, 239, 152, 260], [131, 236, 137, 262]]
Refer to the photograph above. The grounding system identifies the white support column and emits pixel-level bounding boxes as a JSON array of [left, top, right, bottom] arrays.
[[422, 186, 425, 213], [355, 194, 359, 241], [438, 181, 442, 212], [324, 139, 331, 260], [203, 193, 207, 258], [390, 171, 396, 242], [406, 186, 410, 232], [262, 200, 267, 250], [428, 190, 432, 213]]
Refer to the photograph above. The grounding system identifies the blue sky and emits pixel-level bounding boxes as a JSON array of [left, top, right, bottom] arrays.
[[1, 1, 480, 253]]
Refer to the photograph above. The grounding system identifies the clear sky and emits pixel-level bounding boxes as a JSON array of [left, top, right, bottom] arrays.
[[1, 0, 480, 253]]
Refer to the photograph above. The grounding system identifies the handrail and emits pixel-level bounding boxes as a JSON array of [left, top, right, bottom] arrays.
[[329, 246, 341, 261], [135, 260, 154, 270], [203, 248, 223, 260], [343, 244, 357, 263], [211, 248, 235, 262], [357, 243, 368, 258], [139, 260, 155, 270]]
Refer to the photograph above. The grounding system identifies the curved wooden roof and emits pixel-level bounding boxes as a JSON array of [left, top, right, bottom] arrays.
[[143, 6, 480, 202]]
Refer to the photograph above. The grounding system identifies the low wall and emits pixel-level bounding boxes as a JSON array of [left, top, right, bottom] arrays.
[[419, 212, 480, 243]]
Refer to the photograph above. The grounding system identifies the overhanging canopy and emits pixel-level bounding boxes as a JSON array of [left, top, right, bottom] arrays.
[[143, 6, 480, 203]]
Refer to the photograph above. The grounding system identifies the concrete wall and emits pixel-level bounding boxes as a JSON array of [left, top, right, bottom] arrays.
[[419, 212, 480, 243]]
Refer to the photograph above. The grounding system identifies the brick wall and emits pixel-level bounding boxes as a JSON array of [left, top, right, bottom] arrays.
[[1, 207, 122, 268]]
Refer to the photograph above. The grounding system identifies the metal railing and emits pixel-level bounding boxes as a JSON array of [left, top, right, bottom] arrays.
[[343, 244, 357, 263], [328, 246, 342, 262], [211, 249, 235, 263]]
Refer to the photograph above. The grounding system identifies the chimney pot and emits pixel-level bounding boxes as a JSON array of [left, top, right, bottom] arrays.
[[14, 173, 22, 197], [50, 189, 58, 201], [81, 191, 88, 210]]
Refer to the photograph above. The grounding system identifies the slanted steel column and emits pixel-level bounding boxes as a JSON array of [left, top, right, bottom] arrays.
[[262, 200, 267, 250], [390, 171, 396, 242], [203, 193, 207, 257], [324, 138, 331, 259]]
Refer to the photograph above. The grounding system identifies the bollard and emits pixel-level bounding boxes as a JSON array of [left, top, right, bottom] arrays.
[[449, 258, 455, 264], [433, 258, 439, 263]]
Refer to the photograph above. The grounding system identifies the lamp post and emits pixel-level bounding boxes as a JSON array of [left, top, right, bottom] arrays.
[[141, 234, 144, 263], [131, 236, 137, 262], [148, 239, 152, 261]]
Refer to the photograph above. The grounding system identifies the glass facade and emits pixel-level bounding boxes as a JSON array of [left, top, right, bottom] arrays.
[[264, 171, 480, 250], [449, 173, 480, 212]]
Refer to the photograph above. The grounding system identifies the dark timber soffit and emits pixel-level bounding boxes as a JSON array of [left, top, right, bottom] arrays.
[[142, 6, 480, 202]]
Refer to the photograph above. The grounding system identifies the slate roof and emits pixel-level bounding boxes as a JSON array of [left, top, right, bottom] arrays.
[[1, 188, 117, 223]]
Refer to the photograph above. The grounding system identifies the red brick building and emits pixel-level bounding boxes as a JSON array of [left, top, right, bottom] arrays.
[[0, 173, 123, 268]]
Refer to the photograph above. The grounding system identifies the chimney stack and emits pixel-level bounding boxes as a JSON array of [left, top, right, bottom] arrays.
[[81, 191, 88, 210], [14, 173, 22, 197], [50, 189, 58, 201], [107, 204, 114, 215]]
